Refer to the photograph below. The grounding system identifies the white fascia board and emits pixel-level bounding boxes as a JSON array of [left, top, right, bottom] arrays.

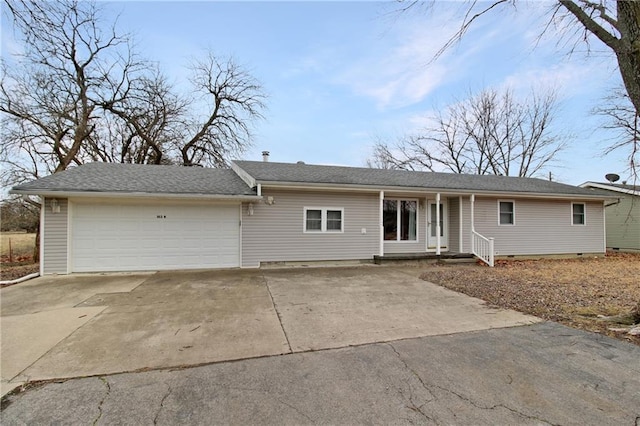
[[9, 189, 263, 202], [257, 181, 617, 200], [230, 162, 257, 188], [580, 181, 639, 196]]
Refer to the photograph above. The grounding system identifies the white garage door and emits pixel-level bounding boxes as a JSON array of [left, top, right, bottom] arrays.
[[71, 201, 240, 272]]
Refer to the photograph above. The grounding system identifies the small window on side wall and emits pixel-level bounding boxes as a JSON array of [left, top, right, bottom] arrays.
[[306, 209, 322, 231], [304, 207, 343, 233], [572, 203, 585, 225], [498, 201, 515, 225]]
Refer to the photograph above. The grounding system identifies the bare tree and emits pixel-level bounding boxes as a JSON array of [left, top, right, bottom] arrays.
[[594, 87, 639, 178], [1, 0, 143, 175], [2, 0, 266, 263], [99, 68, 186, 165], [1, 0, 267, 184], [369, 87, 566, 177], [177, 54, 266, 167], [395, 0, 640, 174]]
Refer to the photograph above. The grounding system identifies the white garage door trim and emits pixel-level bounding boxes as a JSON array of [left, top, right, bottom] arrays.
[[69, 199, 241, 272]]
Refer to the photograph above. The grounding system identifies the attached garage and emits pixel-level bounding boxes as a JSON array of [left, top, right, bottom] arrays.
[[11, 163, 260, 275], [71, 200, 241, 273]]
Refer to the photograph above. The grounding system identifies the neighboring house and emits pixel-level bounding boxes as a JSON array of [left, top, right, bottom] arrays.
[[10, 157, 614, 274], [580, 181, 640, 251]]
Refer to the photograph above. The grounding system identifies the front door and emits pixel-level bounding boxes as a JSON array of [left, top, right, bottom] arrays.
[[427, 200, 448, 250]]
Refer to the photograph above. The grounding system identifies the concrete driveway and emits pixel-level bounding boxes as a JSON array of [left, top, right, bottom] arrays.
[[1, 266, 539, 396]]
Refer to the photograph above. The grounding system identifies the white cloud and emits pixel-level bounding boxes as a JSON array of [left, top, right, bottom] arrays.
[[334, 18, 462, 110]]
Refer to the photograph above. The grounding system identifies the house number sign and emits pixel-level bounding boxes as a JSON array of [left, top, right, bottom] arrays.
[[156, 215, 167, 219]]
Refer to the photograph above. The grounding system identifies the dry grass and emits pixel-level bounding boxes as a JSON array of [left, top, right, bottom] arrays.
[[1, 232, 37, 282], [420, 252, 640, 346], [1, 232, 36, 258]]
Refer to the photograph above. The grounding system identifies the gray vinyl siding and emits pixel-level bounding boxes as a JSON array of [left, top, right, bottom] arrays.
[[472, 197, 605, 255], [449, 197, 460, 252], [604, 195, 639, 250], [42, 197, 68, 274], [241, 190, 379, 267]]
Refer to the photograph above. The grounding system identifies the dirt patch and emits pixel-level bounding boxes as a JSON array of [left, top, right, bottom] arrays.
[[419, 252, 640, 346], [0, 263, 39, 284]]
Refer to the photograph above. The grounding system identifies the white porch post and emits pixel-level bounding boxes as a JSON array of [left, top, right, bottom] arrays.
[[425, 197, 429, 253], [379, 191, 384, 256], [470, 194, 475, 253], [436, 193, 441, 255], [458, 196, 463, 253]]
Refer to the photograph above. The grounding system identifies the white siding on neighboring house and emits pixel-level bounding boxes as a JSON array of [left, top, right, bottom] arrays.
[[472, 197, 605, 255], [241, 190, 379, 267], [42, 197, 68, 274]]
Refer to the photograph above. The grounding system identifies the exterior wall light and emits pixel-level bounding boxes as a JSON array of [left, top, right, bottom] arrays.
[[51, 198, 60, 214]]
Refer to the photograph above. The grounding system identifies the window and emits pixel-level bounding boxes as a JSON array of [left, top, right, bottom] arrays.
[[304, 208, 343, 233], [384, 199, 417, 241], [572, 203, 585, 225], [429, 203, 444, 237], [306, 209, 322, 231], [498, 201, 515, 225], [326, 210, 342, 231]]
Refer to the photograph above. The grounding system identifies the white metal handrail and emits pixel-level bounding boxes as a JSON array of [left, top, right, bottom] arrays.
[[472, 231, 495, 267]]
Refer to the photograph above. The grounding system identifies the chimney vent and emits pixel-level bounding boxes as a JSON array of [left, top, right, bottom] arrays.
[[262, 151, 270, 162]]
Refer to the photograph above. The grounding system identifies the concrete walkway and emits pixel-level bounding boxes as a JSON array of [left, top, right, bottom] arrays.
[[3, 323, 639, 425], [1, 266, 539, 397]]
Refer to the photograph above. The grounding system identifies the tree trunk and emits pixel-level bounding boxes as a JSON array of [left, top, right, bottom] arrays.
[[33, 225, 40, 264], [616, 2, 640, 118]]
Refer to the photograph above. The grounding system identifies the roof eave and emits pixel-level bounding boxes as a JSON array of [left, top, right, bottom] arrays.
[[9, 189, 262, 201], [580, 182, 640, 196], [256, 181, 616, 200]]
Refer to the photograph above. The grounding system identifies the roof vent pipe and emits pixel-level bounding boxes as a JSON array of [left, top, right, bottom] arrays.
[[262, 151, 270, 162]]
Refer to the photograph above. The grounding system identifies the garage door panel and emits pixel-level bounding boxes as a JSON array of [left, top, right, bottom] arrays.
[[71, 202, 240, 272]]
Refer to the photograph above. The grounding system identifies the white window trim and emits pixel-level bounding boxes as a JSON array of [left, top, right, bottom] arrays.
[[497, 200, 516, 226], [383, 198, 419, 242], [571, 202, 586, 226], [303, 207, 344, 233]]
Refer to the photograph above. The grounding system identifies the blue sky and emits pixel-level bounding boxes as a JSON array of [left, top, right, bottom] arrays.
[[2, 1, 630, 185]]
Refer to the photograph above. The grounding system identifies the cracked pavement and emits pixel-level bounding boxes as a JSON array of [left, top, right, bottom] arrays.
[[3, 322, 639, 425]]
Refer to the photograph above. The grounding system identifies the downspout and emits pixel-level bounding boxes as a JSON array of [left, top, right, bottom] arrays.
[[435, 193, 441, 255], [379, 191, 384, 256]]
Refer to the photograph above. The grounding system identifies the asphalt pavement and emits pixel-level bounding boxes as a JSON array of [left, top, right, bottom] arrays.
[[3, 322, 639, 425]]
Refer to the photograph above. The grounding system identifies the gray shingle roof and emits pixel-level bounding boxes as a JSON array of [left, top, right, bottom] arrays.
[[12, 163, 256, 196], [234, 161, 610, 198], [582, 181, 639, 196]]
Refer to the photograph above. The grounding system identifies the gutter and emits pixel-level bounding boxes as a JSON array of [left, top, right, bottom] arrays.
[[9, 189, 263, 202], [605, 198, 622, 208], [255, 181, 618, 201]]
